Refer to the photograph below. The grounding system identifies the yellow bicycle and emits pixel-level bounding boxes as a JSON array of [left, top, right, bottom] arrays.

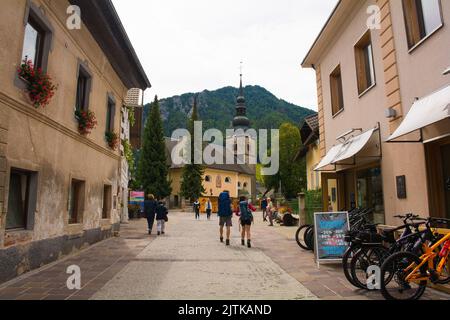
[[380, 217, 450, 300]]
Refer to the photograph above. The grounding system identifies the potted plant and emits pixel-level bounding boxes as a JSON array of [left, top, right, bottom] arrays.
[[105, 131, 119, 150], [74, 109, 97, 135], [17, 58, 57, 108]]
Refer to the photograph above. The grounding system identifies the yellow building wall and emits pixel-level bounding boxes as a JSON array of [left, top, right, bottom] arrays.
[[169, 167, 254, 203], [306, 142, 322, 191]]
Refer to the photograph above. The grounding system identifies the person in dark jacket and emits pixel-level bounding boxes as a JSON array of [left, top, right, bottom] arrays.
[[261, 198, 268, 222], [144, 194, 158, 235], [218, 191, 233, 246], [193, 199, 201, 220], [156, 200, 169, 236]]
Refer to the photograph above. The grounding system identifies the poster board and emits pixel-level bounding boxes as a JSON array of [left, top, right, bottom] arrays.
[[314, 212, 350, 267], [129, 191, 145, 204]]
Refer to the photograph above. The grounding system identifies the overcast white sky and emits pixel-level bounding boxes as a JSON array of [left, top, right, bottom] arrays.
[[112, 0, 338, 110]]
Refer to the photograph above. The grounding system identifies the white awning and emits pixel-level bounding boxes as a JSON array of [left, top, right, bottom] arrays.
[[314, 145, 342, 171], [333, 129, 376, 163], [315, 128, 378, 171], [387, 85, 450, 142]]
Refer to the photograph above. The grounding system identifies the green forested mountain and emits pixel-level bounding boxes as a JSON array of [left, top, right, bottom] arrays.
[[143, 85, 315, 137]]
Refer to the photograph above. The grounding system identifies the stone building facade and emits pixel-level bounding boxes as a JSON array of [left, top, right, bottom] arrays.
[[0, 0, 150, 283]]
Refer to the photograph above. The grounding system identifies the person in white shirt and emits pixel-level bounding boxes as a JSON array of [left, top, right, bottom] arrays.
[[206, 199, 212, 220]]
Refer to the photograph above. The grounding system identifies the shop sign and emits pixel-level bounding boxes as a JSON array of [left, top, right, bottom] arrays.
[[314, 212, 350, 267]]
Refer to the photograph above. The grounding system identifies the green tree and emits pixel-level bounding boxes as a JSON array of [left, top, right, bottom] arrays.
[[137, 96, 172, 199], [180, 96, 205, 200], [279, 123, 306, 199], [262, 123, 306, 199]]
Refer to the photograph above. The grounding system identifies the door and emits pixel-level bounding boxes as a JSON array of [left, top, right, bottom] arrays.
[[442, 145, 450, 219], [321, 173, 344, 212]]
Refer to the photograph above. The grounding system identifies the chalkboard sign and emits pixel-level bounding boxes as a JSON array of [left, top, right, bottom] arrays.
[[314, 212, 350, 265]]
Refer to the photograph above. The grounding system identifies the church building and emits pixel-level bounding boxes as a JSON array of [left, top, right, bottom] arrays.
[[166, 74, 257, 212]]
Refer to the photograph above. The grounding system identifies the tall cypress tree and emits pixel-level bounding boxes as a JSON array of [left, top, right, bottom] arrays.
[[180, 95, 205, 201], [137, 96, 172, 199]]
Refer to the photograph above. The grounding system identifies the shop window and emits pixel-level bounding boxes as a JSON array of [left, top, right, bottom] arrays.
[[354, 31, 376, 95], [68, 179, 85, 224], [106, 95, 116, 132], [20, 3, 53, 73], [357, 167, 385, 224], [6, 169, 38, 230], [102, 185, 112, 219], [75, 63, 92, 111], [402, 0, 443, 49], [330, 65, 344, 116]]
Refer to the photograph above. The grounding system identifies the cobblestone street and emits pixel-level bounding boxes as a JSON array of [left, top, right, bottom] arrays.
[[0, 211, 449, 300]]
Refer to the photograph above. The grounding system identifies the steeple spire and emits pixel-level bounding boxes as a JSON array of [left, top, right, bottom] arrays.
[[239, 62, 244, 97], [233, 63, 250, 130]]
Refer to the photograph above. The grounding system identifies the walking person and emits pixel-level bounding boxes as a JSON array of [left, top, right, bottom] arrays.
[[156, 200, 169, 236], [218, 190, 233, 246], [239, 197, 256, 248], [144, 194, 158, 235], [193, 199, 201, 220], [266, 198, 275, 227], [261, 197, 268, 222], [206, 199, 212, 220]]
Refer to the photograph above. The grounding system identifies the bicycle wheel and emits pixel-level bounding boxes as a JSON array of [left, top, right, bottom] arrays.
[[342, 244, 362, 288], [295, 225, 311, 251], [434, 255, 450, 284], [350, 246, 389, 290], [380, 251, 427, 300], [305, 226, 315, 251]]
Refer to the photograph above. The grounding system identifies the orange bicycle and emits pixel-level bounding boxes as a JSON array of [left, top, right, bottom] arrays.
[[380, 217, 450, 300]]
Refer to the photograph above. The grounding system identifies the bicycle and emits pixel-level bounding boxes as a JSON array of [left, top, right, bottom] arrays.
[[349, 215, 434, 290], [379, 217, 450, 300]]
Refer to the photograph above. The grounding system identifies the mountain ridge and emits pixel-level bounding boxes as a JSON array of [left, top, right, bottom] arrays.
[[143, 85, 316, 137]]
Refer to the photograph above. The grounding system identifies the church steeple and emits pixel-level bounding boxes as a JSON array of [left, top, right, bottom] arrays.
[[233, 66, 250, 130]]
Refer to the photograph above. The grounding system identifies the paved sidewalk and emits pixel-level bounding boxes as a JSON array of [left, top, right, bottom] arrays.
[[0, 222, 154, 300], [252, 216, 450, 300], [0, 211, 448, 300], [92, 213, 315, 300]]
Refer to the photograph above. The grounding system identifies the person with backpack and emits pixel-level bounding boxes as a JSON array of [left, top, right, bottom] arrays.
[[144, 194, 158, 235], [193, 199, 201, 220], [218, 190, 233, 246], [156, 200, 169, 236], [239, 196, 255, 248], [205, 199, 213, 220]]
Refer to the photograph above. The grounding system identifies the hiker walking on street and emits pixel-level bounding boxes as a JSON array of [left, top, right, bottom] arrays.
[[266, 198, 275, 227], [206, 199, 213, 220], [239, 197, 256, 248], [193, 199, 201, 220], [156, 200, 169, 236], [218, 190, 233, 246], [144, 194, 158, 235], [261, 198, 268, 222]]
